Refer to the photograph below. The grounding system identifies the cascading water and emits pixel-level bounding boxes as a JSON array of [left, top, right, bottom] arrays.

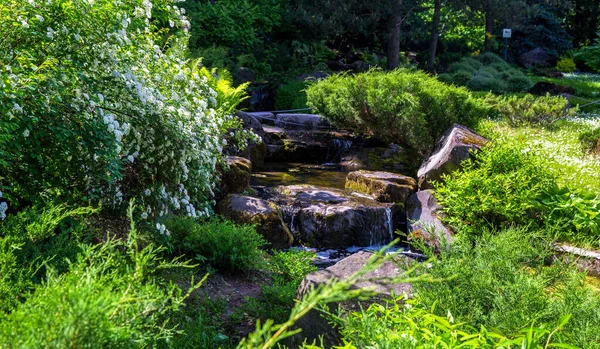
[[325, 138, 353, 163], [278, 204, 300, 234], [385, 207, 394, 242]]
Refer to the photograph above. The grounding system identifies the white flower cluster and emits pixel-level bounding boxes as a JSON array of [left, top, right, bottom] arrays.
[[2, 0, 251, 233]]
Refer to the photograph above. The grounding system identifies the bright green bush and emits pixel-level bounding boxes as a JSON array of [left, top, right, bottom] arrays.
[[166, 217, 266, 274], [435, 142, 555, 235], [274, 81, 309, 110], [411, 229, 600, 347], [574, 33, 600, 73], [445, 53, 531, 93], [485, 93, 574, 126], [0, 220, 201, 348], [0, 0, 250, 227], [306, 69, 488, 154], [556, 57, 577, 73], [0, 204, 96, 314], [579, 126, 600, 153]]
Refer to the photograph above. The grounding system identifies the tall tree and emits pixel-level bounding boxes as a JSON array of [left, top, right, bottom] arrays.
[[427, 0, 442, 71]]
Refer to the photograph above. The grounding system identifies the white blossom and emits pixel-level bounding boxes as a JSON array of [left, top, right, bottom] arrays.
[[46, 27, 55, 39]]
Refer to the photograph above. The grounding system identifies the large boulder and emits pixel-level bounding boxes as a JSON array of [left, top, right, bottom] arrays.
[[519, 48, 557, 69], [264, 131, 355, 164], [219, 156, 252, 196], [346, 170, 417, 204], [216, 194, 293, 249], [417, 124, 487, 190], [270, 185, 405, 248], [274, 114, 331, 130], [406, 190, 452, 252], [289, 251, 414, 347]]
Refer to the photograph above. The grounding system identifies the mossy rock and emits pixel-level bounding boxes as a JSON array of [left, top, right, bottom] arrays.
[[345, 170, 417, 204], [216, 194, 293, 249]]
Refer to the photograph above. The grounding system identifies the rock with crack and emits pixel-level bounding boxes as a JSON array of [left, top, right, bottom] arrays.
[[216, 194, 293, 249], [406, 190, 452, 252], [287, 251, 414, 347], [346, 170, 417, 204], [270, 185, 405, 248], [417, 124, 487, 190]]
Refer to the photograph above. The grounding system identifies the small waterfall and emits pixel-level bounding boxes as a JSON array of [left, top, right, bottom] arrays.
[[279, 204, 300, 234], [326, 138, 353, 163], [385, 207, 394, 242]]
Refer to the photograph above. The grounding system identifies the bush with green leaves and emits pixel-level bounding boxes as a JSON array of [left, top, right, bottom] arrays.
[[0, 0, 250, 229], [338, 229, 600, 348], [574, 33, 600, 73], [0, 204, 203, 348], [443, 53, 532, 93], [306, 69, 488, 154], [557, 57, 577, 73], [484, 93, 574, 127], [435, 141, 555, 236], [165, 217, 266, 274], [0, 204, 96, 314]]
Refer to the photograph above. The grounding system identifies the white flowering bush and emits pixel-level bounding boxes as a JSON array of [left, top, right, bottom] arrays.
[[0, 0, 249, 225]]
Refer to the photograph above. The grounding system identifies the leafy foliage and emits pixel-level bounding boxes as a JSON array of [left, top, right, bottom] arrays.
[[306, 69, 487, 154], [575, 33, 600, 73], [557, 57, 577, 73], [166, 217, 267, 274], [435, 141, 555, 236], [443, 53, 532, 93], [484, 93, 574, 127], [275, 81, 309, 111], [0, 0, 250, 226]]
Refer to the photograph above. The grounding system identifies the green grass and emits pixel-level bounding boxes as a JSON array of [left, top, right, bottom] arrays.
[[531, 73, 600, 112]]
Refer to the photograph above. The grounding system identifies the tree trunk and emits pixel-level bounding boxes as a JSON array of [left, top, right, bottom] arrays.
[[386, 0, 403, 70], [484, 9, 495, 52], [427, 0, 442, 72]]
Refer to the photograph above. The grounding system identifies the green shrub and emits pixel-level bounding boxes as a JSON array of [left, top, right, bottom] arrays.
[[0, 0, 251, 223], [435, 141, 555, 235], [534, 186, 600, 244], [507, 74, 534, 92], [194, 45, 231, 69], [274, 81, 309, 110], [445, 53, 531, 93], [574, 34, 600, 73], [166, 217, 266, 274], [411, 229, 600, 347], [467, 74, 507, 94], [485, 94, 574, 126], [306, 69, 488, 154], [0, 204, 96, 314], [451, 70, 473, 85], [556, 57, 577, 73], [0, 219, 201, 348]]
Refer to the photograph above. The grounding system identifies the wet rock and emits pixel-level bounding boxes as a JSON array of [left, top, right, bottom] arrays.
[[406, 190, 452, 252], [216, 194, 293, 249], [274, 114, 331, 130], [346, 170, 417, 204], [289, 251, 413, 347], [261, 126, 286, 145], [246, 112, 275, 126], [528, 81, 576, 96], [220, 156, 252, 196], [519, 48, 557, 69], [271, 185, 405, 248], [339, 145, 421, 173], [417, 124, 487, 190]]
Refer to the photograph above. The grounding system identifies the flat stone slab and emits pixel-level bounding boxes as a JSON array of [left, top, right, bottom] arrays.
[[346, 170, 416, 204], [274, 113, 331, 130], [290, 251, 413, 346], [418, 124, 487, 190]]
